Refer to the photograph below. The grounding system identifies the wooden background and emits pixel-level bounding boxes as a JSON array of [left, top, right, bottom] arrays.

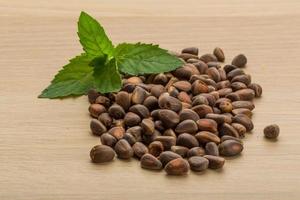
[[1, 0, 300, 199]]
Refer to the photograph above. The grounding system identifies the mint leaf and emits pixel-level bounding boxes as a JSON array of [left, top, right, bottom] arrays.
[[114, 43, 183, 75], [40, 12, 185, 99], [78, 11, 114, 57], [93, 59, 122, 93], [39, 54, 95, 98]]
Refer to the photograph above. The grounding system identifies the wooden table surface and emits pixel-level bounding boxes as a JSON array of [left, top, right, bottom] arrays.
[[1, 0, 300, 199]]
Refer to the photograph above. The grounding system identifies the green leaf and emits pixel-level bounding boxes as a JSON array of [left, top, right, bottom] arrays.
[[93, 59, 122, 93], [78, 11, 114, 57], [89, 54, 108, 67], [39, 54, 95, 98], [114, 43, 183, 75]]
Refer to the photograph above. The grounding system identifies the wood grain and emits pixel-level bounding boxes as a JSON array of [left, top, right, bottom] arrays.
[[1, 0, 300, 199]]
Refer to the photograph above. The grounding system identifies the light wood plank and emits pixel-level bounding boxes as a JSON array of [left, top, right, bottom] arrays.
[[0, 1, 300, 199]]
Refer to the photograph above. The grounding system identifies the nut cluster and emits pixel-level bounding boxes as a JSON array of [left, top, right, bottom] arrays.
[[88, 47, 262, 175]]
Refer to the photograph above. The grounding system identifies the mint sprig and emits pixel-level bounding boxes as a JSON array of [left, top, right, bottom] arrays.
[[39, 11, 183, 99]]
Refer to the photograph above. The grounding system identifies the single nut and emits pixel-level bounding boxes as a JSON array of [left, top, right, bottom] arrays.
[[158, 109, 180, 128], [191, 80, 209, 95], [188, 156, 209, 172], [148, 141, 164, 157], [187, 147, 206, 157], [219, 140, 244, 156], [213, 47, 225, 62], [176, 133, 199, 149], [95, 95, 110, 107], [108, 126, 125, 140], [177, 91, 192, 104], [100, 133, 117, 147], [192, 95, 209, 106], [196, 119, 218, 133], [264, 124, 280, 139], [90, 145, 115, 163], [141, 118, 155, 135], [90, 119, 107, 136], [206, 67, 221, 82], [232, 101, 255, 110], [231, 123, 247, 137], [114, 139, 134, 159], [153, 73, 168, 85], [88, 89, 100, 104], [175, 120, 198, 134], [164, 158, 190, 175], [89, 104, 106, 118], [98, 113, 113, 127], [151, 85, 166, 98], [126, 126, 142, 142], [231, 74, 251, 85], [179, 109, 200, 122], [232, 54, 247, 68], [124, 112, 141, 127], [219, 123, 240, 138], [129, 104, 150, 118], [199, 53, 218, 63], [171, 146, 189, 157], [192, 104, 213, 118], [205, 142, 219, 156], [195, 131, 221, 144], [126, 77, 143, 85], [158, 93, 182, 112], [133, 142, 149, 159], [231, 82, 247, 91], [123, 131, 136, 145], [248, 83, 262, 97], [204, 155, 225, 169], [173, 66, 193, 79], [182, 47, 199, 55], [219, 101, 233, 113], [193, 61, 208, 74], [108, 104, 125, 119], [115, 91, 131, 110], [143, 96, 159, 111], [140, 153, 163, 170], [232, 114, 254, 131], [235, 89, 255, 101], [132, 86, 147, 104], [173, 81, 192, 92]]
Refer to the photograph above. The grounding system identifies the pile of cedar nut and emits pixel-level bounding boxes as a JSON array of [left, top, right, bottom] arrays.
[[88, 47, 262, 175]]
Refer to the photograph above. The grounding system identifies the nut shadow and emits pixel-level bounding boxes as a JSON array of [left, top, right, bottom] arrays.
[[164, 173, 189, 179], [263, 136, 279, 143], [223, 153, 243, 161]]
